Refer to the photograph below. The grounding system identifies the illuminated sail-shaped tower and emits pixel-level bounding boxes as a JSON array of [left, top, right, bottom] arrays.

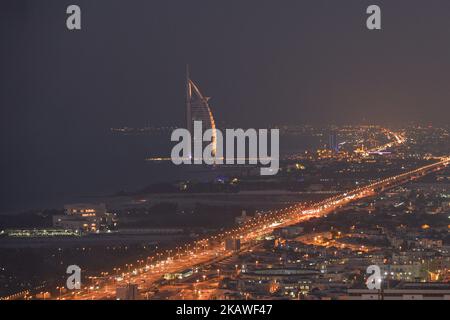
[[186, 66, 217, 157]]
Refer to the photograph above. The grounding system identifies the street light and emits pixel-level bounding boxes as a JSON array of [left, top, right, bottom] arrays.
[[56, 286, 63, 300]]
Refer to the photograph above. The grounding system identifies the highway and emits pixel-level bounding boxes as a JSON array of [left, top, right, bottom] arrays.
[[63, 155, 449, 300], [364, 129, 406, 155]]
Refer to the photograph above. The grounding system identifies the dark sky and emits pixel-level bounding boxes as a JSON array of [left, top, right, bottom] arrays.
[[1, 0, 450, 212]]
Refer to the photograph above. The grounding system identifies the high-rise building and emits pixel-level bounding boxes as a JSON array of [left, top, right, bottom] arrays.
[[186, 66, 217, 157], [329, 133, 339, 153]]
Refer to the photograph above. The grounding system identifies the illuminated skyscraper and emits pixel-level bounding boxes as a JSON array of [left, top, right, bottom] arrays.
[[329, 133, 339, 153], [186, 66, 217, 157]]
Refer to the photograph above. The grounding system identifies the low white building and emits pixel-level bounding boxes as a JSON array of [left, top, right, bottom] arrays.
[[53, 203, 117, 233]]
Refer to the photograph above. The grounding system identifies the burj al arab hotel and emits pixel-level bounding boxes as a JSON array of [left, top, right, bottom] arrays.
[[185, 66, 217, 157]]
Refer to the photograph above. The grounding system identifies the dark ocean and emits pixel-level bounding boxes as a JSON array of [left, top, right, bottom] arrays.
[[0, 131, 323, 214]]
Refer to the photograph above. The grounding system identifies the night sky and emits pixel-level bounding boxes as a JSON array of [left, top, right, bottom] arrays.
[[1, 0, 450, 212]]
